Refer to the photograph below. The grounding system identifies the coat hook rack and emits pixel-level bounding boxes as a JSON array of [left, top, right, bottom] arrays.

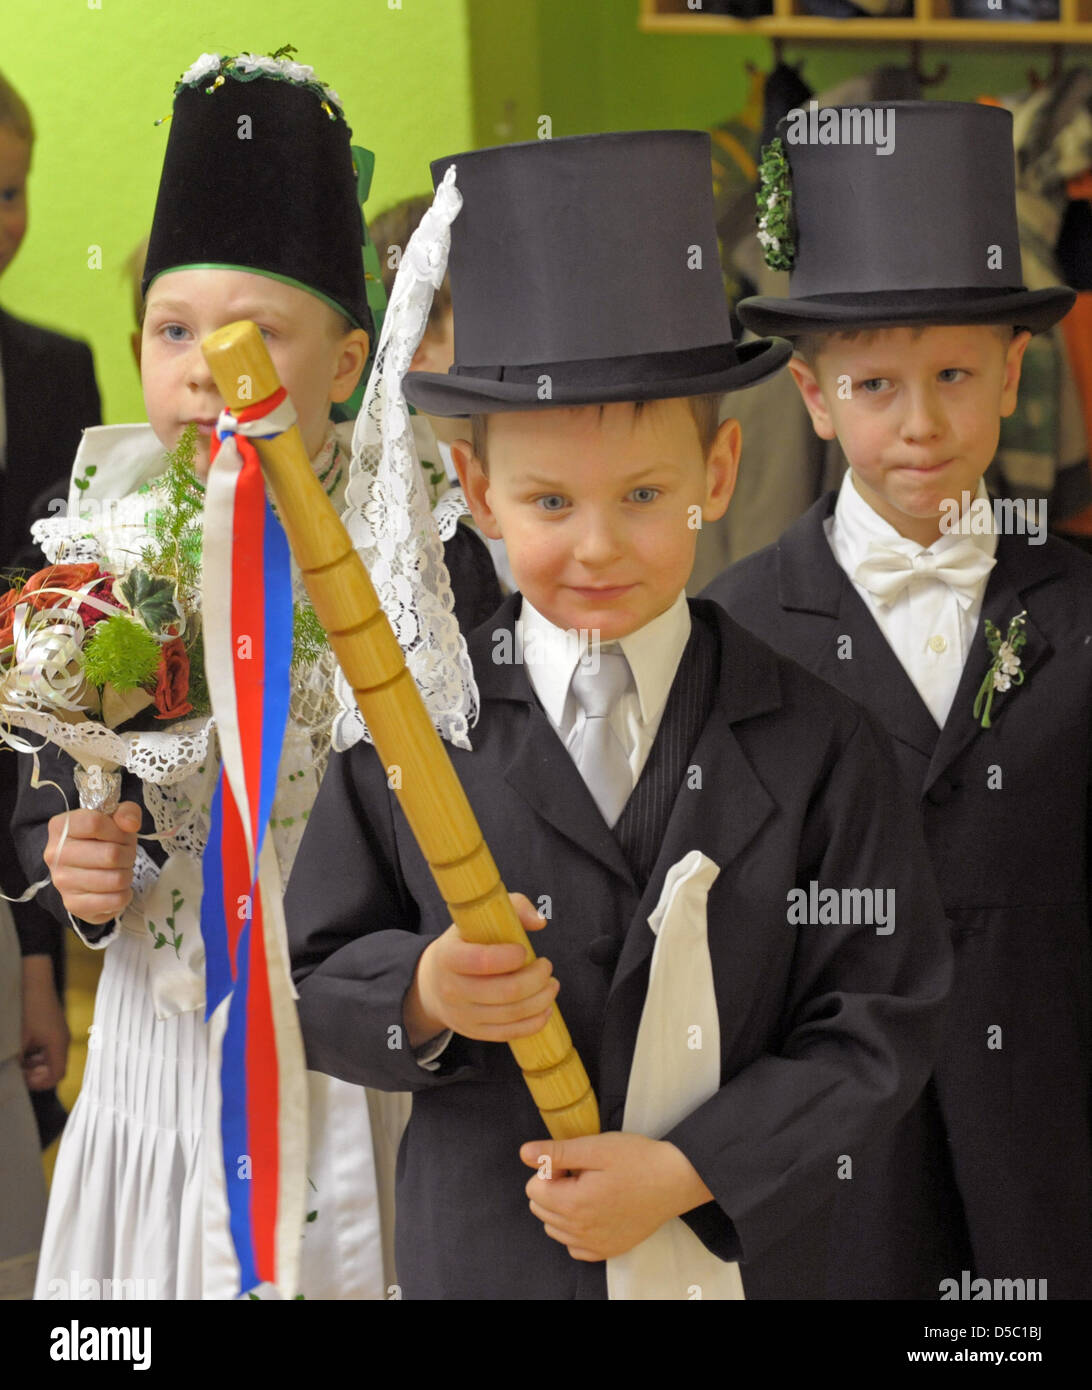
[[909, 41, 949, 88], [1028, 44, 1065, 90]]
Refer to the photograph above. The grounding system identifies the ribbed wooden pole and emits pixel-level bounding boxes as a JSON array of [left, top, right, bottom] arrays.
[[201, 321, 600, 1140]]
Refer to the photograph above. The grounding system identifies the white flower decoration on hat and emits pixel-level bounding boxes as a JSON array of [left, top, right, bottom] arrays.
[[234, 53, 282, 76], [181, 53, 222, 85]]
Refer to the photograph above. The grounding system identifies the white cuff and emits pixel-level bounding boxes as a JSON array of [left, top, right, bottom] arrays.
[[414, 1029, 454, 1071]]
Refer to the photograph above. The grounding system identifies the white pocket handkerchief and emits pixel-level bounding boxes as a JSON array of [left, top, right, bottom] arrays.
[[607, 849, 744, 1301]]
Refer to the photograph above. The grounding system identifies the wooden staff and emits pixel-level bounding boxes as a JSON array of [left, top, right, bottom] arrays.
[[201, 321, 600, 1141]]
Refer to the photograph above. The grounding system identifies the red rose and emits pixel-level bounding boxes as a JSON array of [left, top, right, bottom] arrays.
[[0, 586, 22, 653], [21, 564, 103, 614], [153, 638, 193, 721], [76, 575, 116, 631]]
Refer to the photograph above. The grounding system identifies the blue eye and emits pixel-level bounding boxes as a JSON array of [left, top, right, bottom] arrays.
[[162, 324, 190, 343], [938, 368, 966, 384], [630, 487, 659, 504], [536, 495, 567, 512], [860, 378, 889, 393]]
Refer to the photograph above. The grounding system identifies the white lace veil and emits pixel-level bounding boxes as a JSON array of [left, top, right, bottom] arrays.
[[332, 164, 479, 752]]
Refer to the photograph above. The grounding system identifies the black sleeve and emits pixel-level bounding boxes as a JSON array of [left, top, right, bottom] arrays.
[[287, 740, 487, 1094], [10, 736, 164, 944]]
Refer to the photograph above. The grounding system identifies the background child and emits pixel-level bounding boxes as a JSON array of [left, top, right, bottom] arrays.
[[1, 67, 100, 1297], [705, 100, 1092, 1298], [9, 50, 383, 1300], [286, 131, 954, 1300]]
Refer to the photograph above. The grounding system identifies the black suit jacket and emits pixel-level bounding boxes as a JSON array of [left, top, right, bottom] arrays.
[[286, 595, 953, 1299], [1, 308, 101, 1142], [0, 306, 101, 573], [704, 496, 1092, 1297]]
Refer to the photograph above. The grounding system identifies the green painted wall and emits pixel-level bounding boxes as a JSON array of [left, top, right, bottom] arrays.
[[468, 0, 542, 147], [467, 0, 1060, 142], [0, 0, 473, 425], [531, 1, 1053, 133], [1, 0, 1064, 433]]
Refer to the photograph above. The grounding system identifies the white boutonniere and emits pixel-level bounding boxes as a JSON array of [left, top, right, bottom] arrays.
[[972, 610, 1027, 729]]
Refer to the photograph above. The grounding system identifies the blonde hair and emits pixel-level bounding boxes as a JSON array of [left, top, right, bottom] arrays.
[[793, 322, 1017, 365], [0, 71, 34, 143], [369, 193, 452, 329], [470, 394, 723, 470], [125, 235, 150, 328]]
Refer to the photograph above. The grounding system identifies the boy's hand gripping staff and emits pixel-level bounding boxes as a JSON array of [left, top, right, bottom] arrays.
[[201, 320, 601, 1141]]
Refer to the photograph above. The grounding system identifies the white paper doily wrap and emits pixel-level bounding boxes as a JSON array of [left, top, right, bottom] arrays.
[[333, 163, 479, 755], [0, 709, 217, 825], [31, 487, 157, 568], [6, 423, 349, 1019]]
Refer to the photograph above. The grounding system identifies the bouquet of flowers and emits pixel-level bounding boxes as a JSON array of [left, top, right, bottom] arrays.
[[1, 425, 332, 824], [0, 429, 215, 809], [0, 557, 201, 731]]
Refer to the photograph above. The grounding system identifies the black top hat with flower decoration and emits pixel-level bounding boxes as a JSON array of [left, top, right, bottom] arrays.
[[402, 130, 791, 418], [142, 47, 379, 340], [739, 101, 1074, 339]]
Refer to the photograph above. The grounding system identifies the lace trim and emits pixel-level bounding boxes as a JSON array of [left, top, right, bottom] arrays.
[[432, 485, 470, 542], [333, 166, 478, 754]]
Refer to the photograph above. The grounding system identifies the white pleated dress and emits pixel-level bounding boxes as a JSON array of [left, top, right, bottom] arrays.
[[31, 424, 393, 1302]]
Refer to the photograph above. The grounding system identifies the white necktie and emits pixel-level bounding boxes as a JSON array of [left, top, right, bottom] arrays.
[[569, 649, 633, 828], [853, 538, 996, 610]]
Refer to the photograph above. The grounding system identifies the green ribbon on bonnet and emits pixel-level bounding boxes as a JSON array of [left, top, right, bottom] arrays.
[[331, 144, 389, 423]]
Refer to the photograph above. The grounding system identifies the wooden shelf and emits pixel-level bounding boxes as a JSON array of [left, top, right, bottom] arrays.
[[640, 0, 1092, 43]]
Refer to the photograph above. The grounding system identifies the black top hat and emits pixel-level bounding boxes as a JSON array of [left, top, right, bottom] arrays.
[[738, 101, 1074, 339], [143, 54, 373, 335], [402, 131, 791, 417]]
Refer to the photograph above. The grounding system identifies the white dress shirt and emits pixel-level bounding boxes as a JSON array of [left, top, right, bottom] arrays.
[[414, 583, 689, 1061], [517, 589, 692, 788], [826, 472, 998, 728], [414, 590, 691, 1071]]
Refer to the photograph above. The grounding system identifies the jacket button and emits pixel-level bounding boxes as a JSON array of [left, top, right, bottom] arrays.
[[587, 935, 622, 969], [926, 779, 956, 805]]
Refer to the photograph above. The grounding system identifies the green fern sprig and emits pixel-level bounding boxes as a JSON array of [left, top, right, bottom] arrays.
[[292, 601, 330, 670], [141, 425, 205, 598]]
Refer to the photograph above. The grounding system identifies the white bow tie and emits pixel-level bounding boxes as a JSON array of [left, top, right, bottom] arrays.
[[853, 538, 996, 609]]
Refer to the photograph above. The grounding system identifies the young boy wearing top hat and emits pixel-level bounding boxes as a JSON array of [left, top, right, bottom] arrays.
[[705, 100, 1092, 1298], [286, 130, 956, 1300], [7, 50, 498, 1300]]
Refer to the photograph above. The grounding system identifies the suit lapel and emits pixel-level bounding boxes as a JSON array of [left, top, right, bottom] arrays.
[[598, 606, 781, 1111], [924, 536, 1060, 792], [0, 310, 35, 466], [468, 595, 635, 889], [0, 310, 24, 553], [776, 496, 940, 761], [505, 700, 636, 888]]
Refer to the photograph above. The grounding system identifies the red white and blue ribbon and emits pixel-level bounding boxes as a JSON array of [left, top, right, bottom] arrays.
[[200, 389, 307, 1298]]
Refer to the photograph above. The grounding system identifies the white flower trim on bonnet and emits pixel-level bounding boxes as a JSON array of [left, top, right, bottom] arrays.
[[176, 48, 342, 117], [332, 164, 479, 755]]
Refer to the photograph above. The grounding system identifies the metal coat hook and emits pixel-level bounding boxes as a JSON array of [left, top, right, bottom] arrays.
[[909, 42, 950, 88], [1028, 45, 1065, 90]]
